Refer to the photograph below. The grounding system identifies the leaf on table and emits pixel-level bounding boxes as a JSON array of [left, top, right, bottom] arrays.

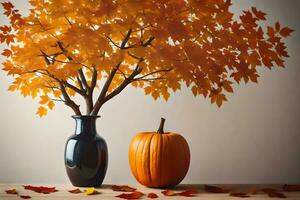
[[247, 188, 258, 195], [23, 185, 57, 194], [204, 185, 229, 193], [261, 188, 286, 198], [161, 190, 176, 196], [84, 187, 100, 195], [282, 184, 300, 192], [68, 188, 82, 193], [147, 192, 158, 198], [267, 192, 287, 198], [116, 191, 144, 199], [230, 192, 250, 198], [178, 189, 198, 197], [111, 185, 137, 192], [20, 195, 31, 199], [5, 189, 18, 194]]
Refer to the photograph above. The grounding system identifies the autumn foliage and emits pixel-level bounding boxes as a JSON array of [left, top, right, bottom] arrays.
[[0, 0, 293, 117]]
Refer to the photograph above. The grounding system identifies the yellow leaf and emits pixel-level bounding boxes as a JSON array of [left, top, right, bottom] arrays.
[[20, 86, 30, 97], [84, 187, 99, 195], [31, 89, 38, 99], [151, 90, 160, 100], [47, 101, 55, 110], [144, 86, 152, 95], [162, 90, 170, 101], [36, 106, 48, 117], [67, 89, 76, 97], [39, 95, 49, 104], [53, 90, 61, 97], [8, 85, 17, 91]]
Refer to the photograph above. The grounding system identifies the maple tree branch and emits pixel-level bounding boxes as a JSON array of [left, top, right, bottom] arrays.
[[64, 15, 72, 26], [20, 68, 82, 115], [133, 77, 167, 82], [121, 28, 132, 48], [133, 68, 173, 81], [90, 65, 98, 93], [58, 82, 81, 115], [117, 68, 127, 79], [63, 80, 87, 97], [54, 41, 90, 95], [91, 59, 143, 115], [50, 98, 65, 102], [84, 65, 98, 114], [78, 69, 89, 91], [92, 62, 122, 115], [77, 76, 85, 92], [141, 36, 155, 47]]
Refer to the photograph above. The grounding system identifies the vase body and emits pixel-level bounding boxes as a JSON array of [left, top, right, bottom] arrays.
[[64, 115, 108, 187]]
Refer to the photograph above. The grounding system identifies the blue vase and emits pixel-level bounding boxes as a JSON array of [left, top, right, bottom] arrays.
[[64, 115, 108, 187]]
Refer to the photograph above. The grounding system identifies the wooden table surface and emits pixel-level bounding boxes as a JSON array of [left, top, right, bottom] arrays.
[[1, 184, 300, 199]]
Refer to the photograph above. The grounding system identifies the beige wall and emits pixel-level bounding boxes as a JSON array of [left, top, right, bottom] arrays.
[[0, 0, 299, 184]]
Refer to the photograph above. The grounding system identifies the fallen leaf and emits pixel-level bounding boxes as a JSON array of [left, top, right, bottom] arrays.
[[262, 188, 286, 198], [20, 195, 31, 199], [5, 189, 18, 194], [161, 190, 176, 196], [268, 192, 286, 198], [282, 184, 300, 192], [178, 189, 198, 197], [84, 187, 100, 195], [230, 192, 250, 198], [247, 188, 258, 195], [147, 193, 158, 198], [23, 185, 57, 194], [204, 185, 229, 193], [111, 185, 136, 192], [68, 188, 82, 193], [116, 191, 144, 199]]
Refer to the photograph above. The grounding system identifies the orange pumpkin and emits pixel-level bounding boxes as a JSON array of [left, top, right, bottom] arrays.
[[129, 118, 190, 188]]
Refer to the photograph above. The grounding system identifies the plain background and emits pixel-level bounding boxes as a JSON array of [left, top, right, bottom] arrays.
[[0, 0, 299, 184]]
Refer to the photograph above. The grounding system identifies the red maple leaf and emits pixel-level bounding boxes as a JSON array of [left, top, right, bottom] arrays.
[[23, 185, 58, 194], [116, 191, 144, 199], [111, 185, 136, 192]]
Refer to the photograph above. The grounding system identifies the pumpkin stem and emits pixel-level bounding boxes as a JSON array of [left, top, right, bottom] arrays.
[[157, 117, 166, 134]]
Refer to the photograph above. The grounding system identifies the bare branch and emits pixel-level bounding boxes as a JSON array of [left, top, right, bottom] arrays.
[[59, 82, 81, 115], [77, 76, 85, 92], [141, 36, 155, 47], [91, 59, 143, 115], [117, 68, 127, 79], [91, 62, 122, 115], [120, 28, 132, 48], [63, 81, 87, 97], [106, 36, 122, 48], [78, 70, 89, 91], [50, 98, 65, 102], [128, 52, 143, 60], [90, 65, 98, 92], [133, 77, 167, 82], [134, 68, 173, 80], [64, 15, 72, 26]]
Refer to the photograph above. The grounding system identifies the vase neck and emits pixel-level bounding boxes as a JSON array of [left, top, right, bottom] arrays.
[[73, 116, 99, 136]]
